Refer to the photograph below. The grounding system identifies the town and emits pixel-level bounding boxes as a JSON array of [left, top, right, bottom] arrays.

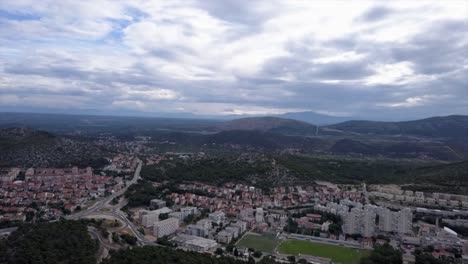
[[3, 154, 467, 264]]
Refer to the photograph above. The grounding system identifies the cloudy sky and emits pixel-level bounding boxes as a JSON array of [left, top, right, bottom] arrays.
[[0, 0, 467, 120]]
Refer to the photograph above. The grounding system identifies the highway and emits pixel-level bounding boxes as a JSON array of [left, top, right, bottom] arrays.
[[67, 159, 142, 220], [67, 160, 157, 246]]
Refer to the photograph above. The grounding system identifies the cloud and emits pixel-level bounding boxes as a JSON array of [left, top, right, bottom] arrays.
[[0, 0, 467, 119]]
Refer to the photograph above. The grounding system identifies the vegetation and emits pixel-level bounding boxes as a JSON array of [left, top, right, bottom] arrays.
[[414, 250, 454, 264], [359, 243, 402, 264], [278, 155, 468, 190], [141, 156, 271, 185], [101, 245, 278, 264], [278, 239, 369, 264], [0, 127, 109, 167], [124, 180, 164, 207], [0, 220, 98, 264], [327, 115, 468, 138], [236, 233, 281, 253]]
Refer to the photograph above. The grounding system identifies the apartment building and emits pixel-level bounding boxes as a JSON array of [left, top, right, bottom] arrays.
[[153, 217, 179, 237]]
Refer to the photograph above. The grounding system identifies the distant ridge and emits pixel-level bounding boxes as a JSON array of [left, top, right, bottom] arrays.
[[274, 111, 354, 125], [326, 115, 468, 138], [218, 116, 318, 136]]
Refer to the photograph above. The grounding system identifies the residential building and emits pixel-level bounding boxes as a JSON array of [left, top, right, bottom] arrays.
[[209, 211, 225, 224], [153, 217, 179, 237]]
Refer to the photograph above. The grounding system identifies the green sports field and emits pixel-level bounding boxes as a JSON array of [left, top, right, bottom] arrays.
[[277, 239, 370, 264], [236, 233, 281, 253]]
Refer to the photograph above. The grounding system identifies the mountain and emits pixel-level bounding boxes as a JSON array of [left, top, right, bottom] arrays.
[[275, 111, 354, 125], [218, 116, 318, 136], [326, 115, 468, 138]]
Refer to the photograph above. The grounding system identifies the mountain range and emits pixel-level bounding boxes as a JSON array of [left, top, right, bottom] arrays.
[[1, 112, 467, 161]]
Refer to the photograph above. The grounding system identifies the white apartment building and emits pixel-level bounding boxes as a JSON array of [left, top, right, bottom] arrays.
[[376, 207, 413, 235], [255, 208, 265, 223], [153, 217, 179, 237], [197, 219, 213, 230], [142, 213, 160, 228], [140, 207, 173, 227], [232, 221, 247, 233], [209, 211, 225, 224], [343, 206, 376, 237]]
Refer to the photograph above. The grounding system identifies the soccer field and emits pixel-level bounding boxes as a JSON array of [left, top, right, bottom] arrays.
[[277, 239, 369, 264], [236, 233, 281, 253]]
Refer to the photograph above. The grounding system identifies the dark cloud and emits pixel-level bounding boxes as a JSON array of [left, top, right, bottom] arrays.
[[358, 6, 393, 22]]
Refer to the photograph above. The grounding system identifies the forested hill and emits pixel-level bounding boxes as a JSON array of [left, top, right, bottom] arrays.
[[218, 116, 318, 136], [326, 115, 468, 138], [0, 127, 109, 167], [0, 220, 97, 264]]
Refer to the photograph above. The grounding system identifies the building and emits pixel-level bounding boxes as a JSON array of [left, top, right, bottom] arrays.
[[231, 221, 247, 233], [153, 217, 179, 237], [186, 224, 209, 237], [141, 212, 160, 228], [396, 208, 413, 234], [209, 211, 225, 224], [180, 206, 198, 219], [216, 230, 232, 244], [225, 226, 240, 238], [140, 207, 173, 227], [25, 166, 93, 181], [342, 206, 376, 237], [0, 168, 20, 182], [255, 208, 265, 223], [150, 199, 167, 209], [376, 207, 413, 235], [172, 234, 218, 252], [196, 219, 213, 230]]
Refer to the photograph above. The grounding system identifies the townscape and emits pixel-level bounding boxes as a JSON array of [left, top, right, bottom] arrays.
[[1, 1, 468, 264], [1, 149, 468, 264]]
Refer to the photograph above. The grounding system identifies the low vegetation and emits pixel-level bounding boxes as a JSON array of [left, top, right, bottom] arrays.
[[101, 245, 278, 264], [236, 233, 281, 253], [278, 239, 369, 264]]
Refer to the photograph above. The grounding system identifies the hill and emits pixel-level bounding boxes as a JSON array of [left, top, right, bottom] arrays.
[[0, 127, 109, 167], [0, 220, 97, 264], [275, 111, 353, 125], [327, 115, 468, 138], [218, 116, 318, 136]]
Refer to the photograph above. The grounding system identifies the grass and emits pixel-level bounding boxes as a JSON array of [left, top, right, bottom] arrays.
[[277, 239, 370, 264], [236, 233, 281, 253]]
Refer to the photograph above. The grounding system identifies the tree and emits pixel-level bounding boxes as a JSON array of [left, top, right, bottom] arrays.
[[159, 213, 169, 220], [253, 251, 263, 258], [360, 243, 402, 264], [215, 248, 224, 255], [226, 244, 234, 253], [0, 220, 97, 264], [287, 255, 296, 263], [120, 234, 137, 245]]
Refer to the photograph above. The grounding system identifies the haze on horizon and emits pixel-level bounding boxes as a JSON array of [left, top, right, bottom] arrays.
[[0, 0, 467, 121]]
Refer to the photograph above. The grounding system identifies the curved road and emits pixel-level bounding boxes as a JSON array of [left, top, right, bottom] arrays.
[[67, 160, 157, 246]]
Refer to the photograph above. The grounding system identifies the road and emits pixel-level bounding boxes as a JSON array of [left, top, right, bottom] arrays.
[[67, 159, 142, 220], [67, 160, 157, 246]]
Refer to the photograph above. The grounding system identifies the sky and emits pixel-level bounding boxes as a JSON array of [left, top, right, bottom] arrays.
[[0, 0, 467, 120]]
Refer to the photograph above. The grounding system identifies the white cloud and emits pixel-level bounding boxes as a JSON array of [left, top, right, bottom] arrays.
[[0, 0, 467, 118]]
